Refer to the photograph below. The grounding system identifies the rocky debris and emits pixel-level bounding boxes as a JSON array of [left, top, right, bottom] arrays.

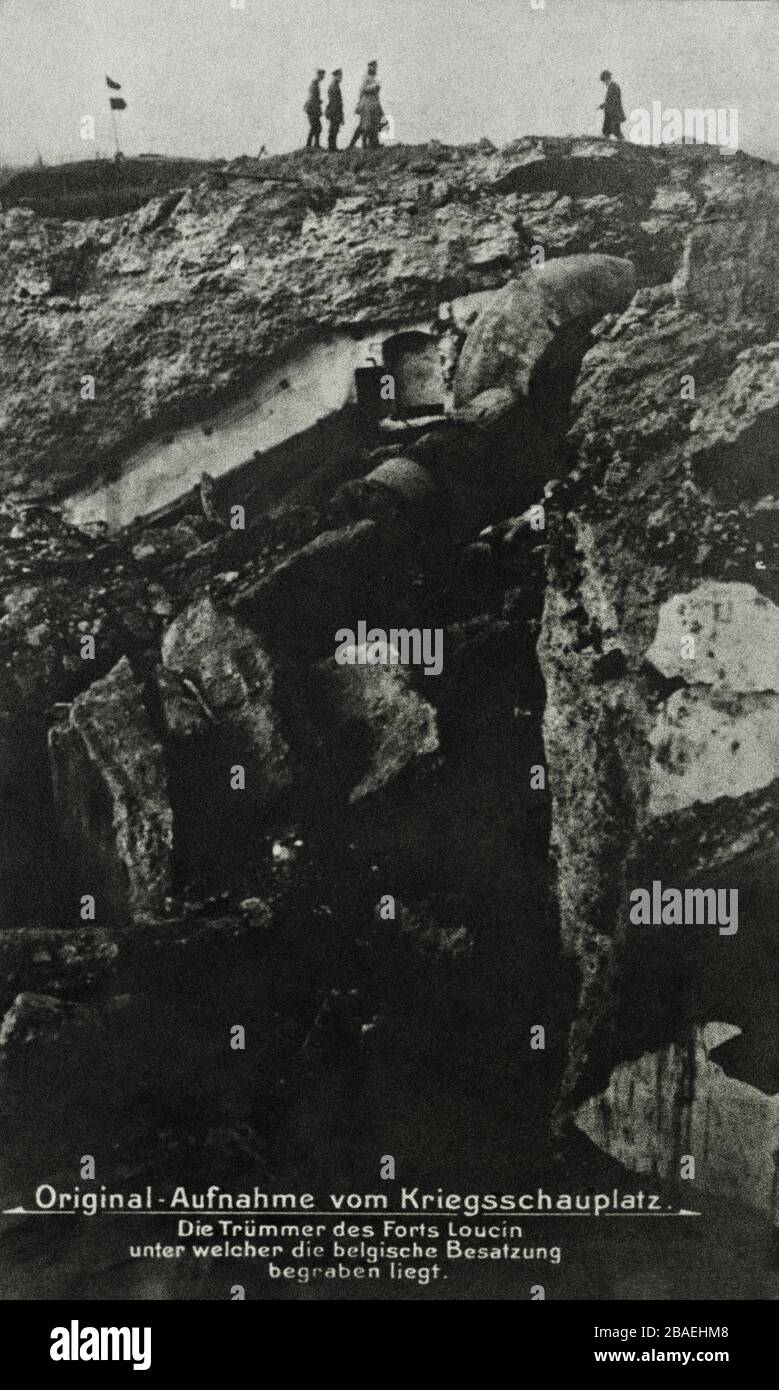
[[538, 146, 779, 1105], [0, 501, 196, 716], [674, 203, 779, 328], [0, 928, 116, 1010], [0, 991, 102, 1054], [453, 253, 636, 411], [234, 520, 403, 658], [198, 471, 225, 527], [0, 137, 752, 509], [689, 342, 779, 505], [156, 665, 212, 739], [575, 1023, 779, 1220], [646, 581, 779, 691], [48, 656, 173, 923], [0, 145, 516, 503], [161, 596, 290, 802], [490, 143, 694, 282], [644, 582, 779, 823], [113, 912, 266, 961], [313, 644, 439, 802], [648, 688, 778, 821], [1, 138, 778, 1275]]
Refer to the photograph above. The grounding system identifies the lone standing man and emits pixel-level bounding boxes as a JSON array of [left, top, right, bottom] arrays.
[[599, 69, 626, 140], [304, 69, 326, 148], [326, 69, 344, 151]]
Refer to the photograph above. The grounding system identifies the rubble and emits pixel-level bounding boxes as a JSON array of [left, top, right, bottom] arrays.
[[161, 596, 290, 803], [0, 138, 742, 515], [0, 927, 117, 1010], [313, 644, 440, 801], [234, 520, 402, 657], [575, 1024, 779, 1220], [453, 253, 636, 411], [538, 145, 779, 1108], [0, 136, 777, 1290], [48, 656, 173, 923]]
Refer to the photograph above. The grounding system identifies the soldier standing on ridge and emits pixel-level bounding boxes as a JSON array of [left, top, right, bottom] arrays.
[[326, 69, 344, 151], [304, 69, 326, 148], [599, 69, 626, 140], [349, 60, 384, 149]]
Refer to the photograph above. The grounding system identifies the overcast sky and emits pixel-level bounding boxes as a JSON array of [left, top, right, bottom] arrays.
[[1, 0, 776, 165]]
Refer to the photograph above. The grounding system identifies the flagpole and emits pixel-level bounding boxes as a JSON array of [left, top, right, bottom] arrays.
[[110, 103, 120, 158], [106, 77, 124, 159]]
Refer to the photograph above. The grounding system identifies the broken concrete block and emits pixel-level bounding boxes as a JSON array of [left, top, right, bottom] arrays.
[[48, 656, 173, 924], [648, 687, 779, 819], [689, 344, 779, 505], [453, 253, 636, 408], [674, 210, 779, 326], [313, 645, 439, 801], [161, 596, 290, 801], [646, 581, 779, 692], [156, 663, 211, 740], [645, 583, 779, 818], [235, 521, 400, 658], [575, 1023, 779, 1220]]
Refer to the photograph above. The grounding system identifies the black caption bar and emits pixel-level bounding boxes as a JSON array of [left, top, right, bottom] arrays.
[[0, 1298, 772, 1380]]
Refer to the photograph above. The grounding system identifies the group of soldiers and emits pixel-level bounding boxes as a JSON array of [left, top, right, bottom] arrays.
[[304, 60, 385, 151], [303, 64, 626, 153]]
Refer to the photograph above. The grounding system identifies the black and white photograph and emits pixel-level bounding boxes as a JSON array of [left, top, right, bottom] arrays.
[[0, 0, 776, 1356]]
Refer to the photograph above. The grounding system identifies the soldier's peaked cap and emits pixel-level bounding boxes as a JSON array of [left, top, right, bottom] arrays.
[[600, 70, 612, 81]]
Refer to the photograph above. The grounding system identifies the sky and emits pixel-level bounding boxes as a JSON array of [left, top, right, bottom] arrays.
[[0, 0, 777, 166]]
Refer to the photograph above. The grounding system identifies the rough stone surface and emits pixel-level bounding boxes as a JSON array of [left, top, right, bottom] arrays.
[[453, 253, 636, 409], [0, 137, 750, 507], [643, 584, 779, 817], [538, 147, 779, 1105], [314, 645, 439, 801], [648, 687, 779, 818], [48, 656, 173, 923], [161, 596, 290, 800], [575, 1024, 779, 1218], [646, 582, 779, 691], [234, 520, 401, 657]]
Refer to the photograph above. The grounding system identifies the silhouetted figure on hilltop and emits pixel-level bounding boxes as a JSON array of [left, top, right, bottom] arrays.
[[599, 69, 626, 139], [326, 69, 344, 151], [349, 60, 384, 149], [304, 69, 325, 148]]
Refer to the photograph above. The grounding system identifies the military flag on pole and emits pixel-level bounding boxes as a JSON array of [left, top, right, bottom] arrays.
[[106, 78, 126, 157], [106, 76, 127, 110]]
